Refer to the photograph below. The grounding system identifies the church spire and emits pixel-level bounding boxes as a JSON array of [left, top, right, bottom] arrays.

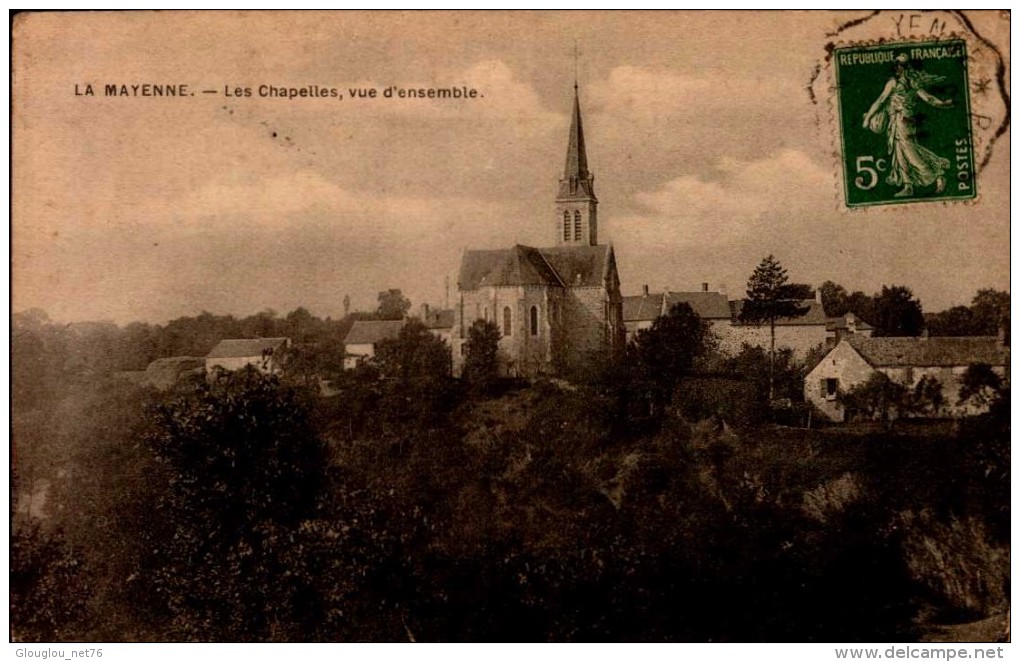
[[556, 82, 598, 246], [563, 85, 591, 183]]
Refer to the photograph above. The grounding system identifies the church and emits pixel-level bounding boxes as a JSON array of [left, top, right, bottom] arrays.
[[453, 85, 625, 377]]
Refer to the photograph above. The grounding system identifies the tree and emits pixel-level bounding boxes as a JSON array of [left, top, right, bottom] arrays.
[[926, 305, 978, 337], [970, 289, 1009, 336], [837, 372, 909, 422], [630, 302, 713, 416], [141, 368, 332, 640], [819, 281, 851, 317], [376, 289, 411, 320], [909, 375, 946, 417], [871, 285, 924, 337], [10, 520, 91, 642], [957, 363, 1003, 410], [738, 255, 810, 400], [375, 319, 455, 427], [462, 319, 501, 395]]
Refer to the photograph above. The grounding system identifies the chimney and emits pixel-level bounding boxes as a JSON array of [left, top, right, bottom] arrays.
[[815, 288, 823, 304], [642, 284, 649, 296], [846, 313, 856, 334], [421, 303, 430, 320], [702, 282, 709, 292]]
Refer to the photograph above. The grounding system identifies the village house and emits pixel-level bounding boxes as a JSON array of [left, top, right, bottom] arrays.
[[206, 337, 291, 375], [453, 84, 625, 377], [418, 304, 456, 346], [342, 320, 405, 369], [825, 312, 874, 347], [342, 309, 455, 370], [805, 334, 1010, 421], [623, 284, 828, 361], [720, 297, 828, 360], [622, 284, 732, 344]]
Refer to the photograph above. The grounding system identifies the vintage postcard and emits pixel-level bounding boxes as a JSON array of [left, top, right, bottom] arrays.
[[10, 10, 1010, 649]]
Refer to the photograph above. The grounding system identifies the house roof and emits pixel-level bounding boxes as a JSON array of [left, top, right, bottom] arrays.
[[207, 337, 289, 359], [623, 293, 663, 322], [459, 244, 610, 291], [342, 320, 406, 346], [664, 291, 733, 320], [422, 308, 455, 330], [846, 335, 1009, 368], [826, 313, 875, 332], [730, 299, 828, 326]]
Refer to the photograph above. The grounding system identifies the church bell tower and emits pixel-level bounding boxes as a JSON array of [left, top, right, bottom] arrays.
[[556, 84, 598, 246]]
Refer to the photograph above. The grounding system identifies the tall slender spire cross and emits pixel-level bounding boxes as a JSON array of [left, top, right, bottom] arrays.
[[573, 40, 579, 90]]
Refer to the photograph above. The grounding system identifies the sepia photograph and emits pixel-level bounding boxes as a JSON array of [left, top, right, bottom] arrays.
[[9, 9, 1011, 649]]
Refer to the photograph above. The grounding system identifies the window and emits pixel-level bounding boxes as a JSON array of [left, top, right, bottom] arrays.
[[483, 306, 488, 322], [563, 211, 570, 241], [530, 305, 539, 336], [823, 378, 838, 401], [573, 210, 582, 241], [503, 306, 512, 337]]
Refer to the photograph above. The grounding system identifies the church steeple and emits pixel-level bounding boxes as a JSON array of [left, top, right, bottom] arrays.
[[556, 84, 598, 246]]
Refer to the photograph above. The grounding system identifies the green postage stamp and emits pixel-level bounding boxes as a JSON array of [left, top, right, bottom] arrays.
[[834, 39, 976, 207]]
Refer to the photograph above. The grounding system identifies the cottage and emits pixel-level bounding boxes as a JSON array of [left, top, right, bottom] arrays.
[[825, 312, 874, 347], [623, 284, 731, 344], [418, 304, 456, 346], [805, 334, 1010, 421], [206, 337, 290, 375], [721, 298, 828, 360], [342, 320, 406, 369], [623, 285, 828, 361]]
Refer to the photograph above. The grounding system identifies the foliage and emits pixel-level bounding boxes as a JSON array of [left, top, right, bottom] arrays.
[[971, 289, 1010, 335], [10, 519, 91, 642], [738, 255, 810, 399], [927, 289, 1009, 338], [140, 368, 331, 640], [870, 285, 925, 337], [376, 288, 412, 320], [462, 319, 502, 395], [739, 255, 811, 328], [629, 302, 714, 416], [837, 372, 910, 421], [374, 319, 456, 429], [909, 375, 946, 417], [925, 305, 979, 337], [957, 363, 1003, 409]]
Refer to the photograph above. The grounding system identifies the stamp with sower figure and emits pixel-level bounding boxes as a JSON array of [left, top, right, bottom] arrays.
[[834, 39, 975, 207]]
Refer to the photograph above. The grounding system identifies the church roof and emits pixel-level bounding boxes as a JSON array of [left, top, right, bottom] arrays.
[[459, 244, 611, 291], [846, 335, 1009, 368]]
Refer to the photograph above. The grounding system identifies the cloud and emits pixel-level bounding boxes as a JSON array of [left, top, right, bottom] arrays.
[[617, 148, 832, 245], [590, 65, 804, 122], [604, 148, 843, 295]]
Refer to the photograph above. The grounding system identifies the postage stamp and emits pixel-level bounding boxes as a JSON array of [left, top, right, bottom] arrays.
[[833, 39, 976, 207]]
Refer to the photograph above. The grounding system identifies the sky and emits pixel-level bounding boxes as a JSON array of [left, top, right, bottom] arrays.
[[12, 10, 1011, 325]]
